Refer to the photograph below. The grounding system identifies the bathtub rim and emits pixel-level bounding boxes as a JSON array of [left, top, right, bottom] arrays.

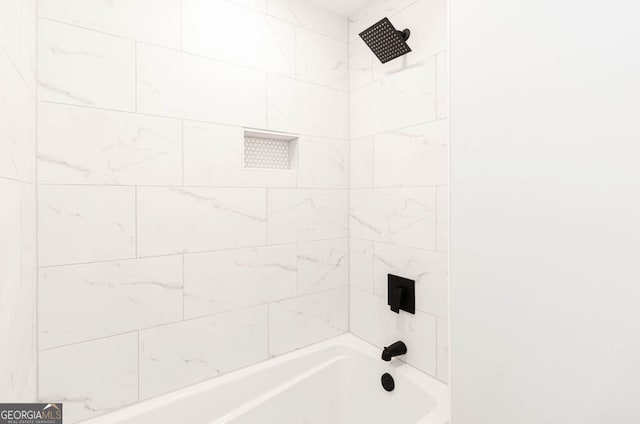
[[81, 333, 449, 424]]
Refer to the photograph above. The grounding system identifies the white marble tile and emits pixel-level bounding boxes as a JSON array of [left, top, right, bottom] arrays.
[[436, 186, 448, 252], [267, 188, 348, 243], [297, 239, 348, 295], [38, 185, 135, 266], [137, 44, 266, 127], [139, 306, 268, 399], [371, 0, 448, 79], [38, 102, 182, 185], [349, 238, 374, 292], [349, 288, 388, 347], [0, 0, 36, 402], [183, 0, 294, 76], [38, 256, 183, 350], [0, 179, 36, 402], [39, 333, 138, 423], [295, 28, 347, 90], [38, 19, 135, 110], [349, 40, 373, 91], [436, 318, 449, 382], [350, 57, 437, 139], [267, 0, 348, 42], [297, 137, 348, 188], [373, 242, 448, 318], [374, 120, 448, 187], [436, 51, 448, 119], [267, 75, 348, 139], [350, 188, 437, 250], [348, 0, 418, 42], [184, 245, 296, 319], [0, 0, 36, 93], [349, 288, 437, 376], [137, 187, 266, 256], [349, 138, 373, 189], [269, 287, 348, 355], [37, 0, 181, 48], [183, 121, 296, 187], [0, 47, 35, 182]]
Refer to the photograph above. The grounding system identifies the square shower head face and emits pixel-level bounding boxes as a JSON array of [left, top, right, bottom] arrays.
[[359, 17, 412, 64]]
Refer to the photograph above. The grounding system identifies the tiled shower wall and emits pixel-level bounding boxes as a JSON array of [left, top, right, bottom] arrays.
[[35, 0, 349, 421], [348, 0, 449, 383], [0, 0, 37, 402]]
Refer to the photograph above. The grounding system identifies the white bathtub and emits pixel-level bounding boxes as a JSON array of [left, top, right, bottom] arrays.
[[83, 334, 449, 424]]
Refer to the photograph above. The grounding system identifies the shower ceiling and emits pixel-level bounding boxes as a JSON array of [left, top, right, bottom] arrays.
[[307, 0, 373, 16]]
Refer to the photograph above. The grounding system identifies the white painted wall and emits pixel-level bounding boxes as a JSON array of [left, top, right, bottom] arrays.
[[450, 0, 640, 422]]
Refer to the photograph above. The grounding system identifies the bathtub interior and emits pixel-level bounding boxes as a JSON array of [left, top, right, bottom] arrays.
[[229, 350, 436, 424]]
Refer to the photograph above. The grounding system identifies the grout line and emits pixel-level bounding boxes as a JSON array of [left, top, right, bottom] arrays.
[[293, 26, 298, 79], [349, 184, 444, 190], [295, 241, 299, 296], [348, 331, 437, 380], [347, 117, 450, 142], [265, 74, 269, 130], [37, 237, 350, 269], [434, 184, 439, 252], [38, 285, 347, 353], [34, 3, 40, 400], [38, 181, 446, 190], [38, 17, 349, 93], [349, 52, 446, 93], [37, 99, 351, 142], [137, 331, 140, 401], [38, 1, 349, 45], [265, 189, 269, 243], [346, 28, 352, 333], [371, 133, 375, 189], [349, 237, 445, 254], [38, 182, 350, 189], [370, 240, 374, 293], [434, 317, 439, 381], [434, 53, 439, 118], [230, 0, 348, 44], [134, 41, 138, 112], [38, 17, 134, 42], [134, 186, 138, 257], [350, 286, 445, 321], [181, 254, 185, 320], [181, 120, 185, 186]]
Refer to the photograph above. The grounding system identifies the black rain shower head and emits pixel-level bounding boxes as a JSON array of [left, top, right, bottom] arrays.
[[359, 17, 411, 64]]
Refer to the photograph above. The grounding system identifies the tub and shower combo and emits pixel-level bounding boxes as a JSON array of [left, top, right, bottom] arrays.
[[0, 0, 449, 422], [86, 13, 446, 424]]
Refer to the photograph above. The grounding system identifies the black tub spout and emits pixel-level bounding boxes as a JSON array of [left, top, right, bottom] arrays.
[[381, 341, 407, 361]]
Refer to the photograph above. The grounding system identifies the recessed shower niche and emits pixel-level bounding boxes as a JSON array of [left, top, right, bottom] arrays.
[[243, 129, 299, 171]]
